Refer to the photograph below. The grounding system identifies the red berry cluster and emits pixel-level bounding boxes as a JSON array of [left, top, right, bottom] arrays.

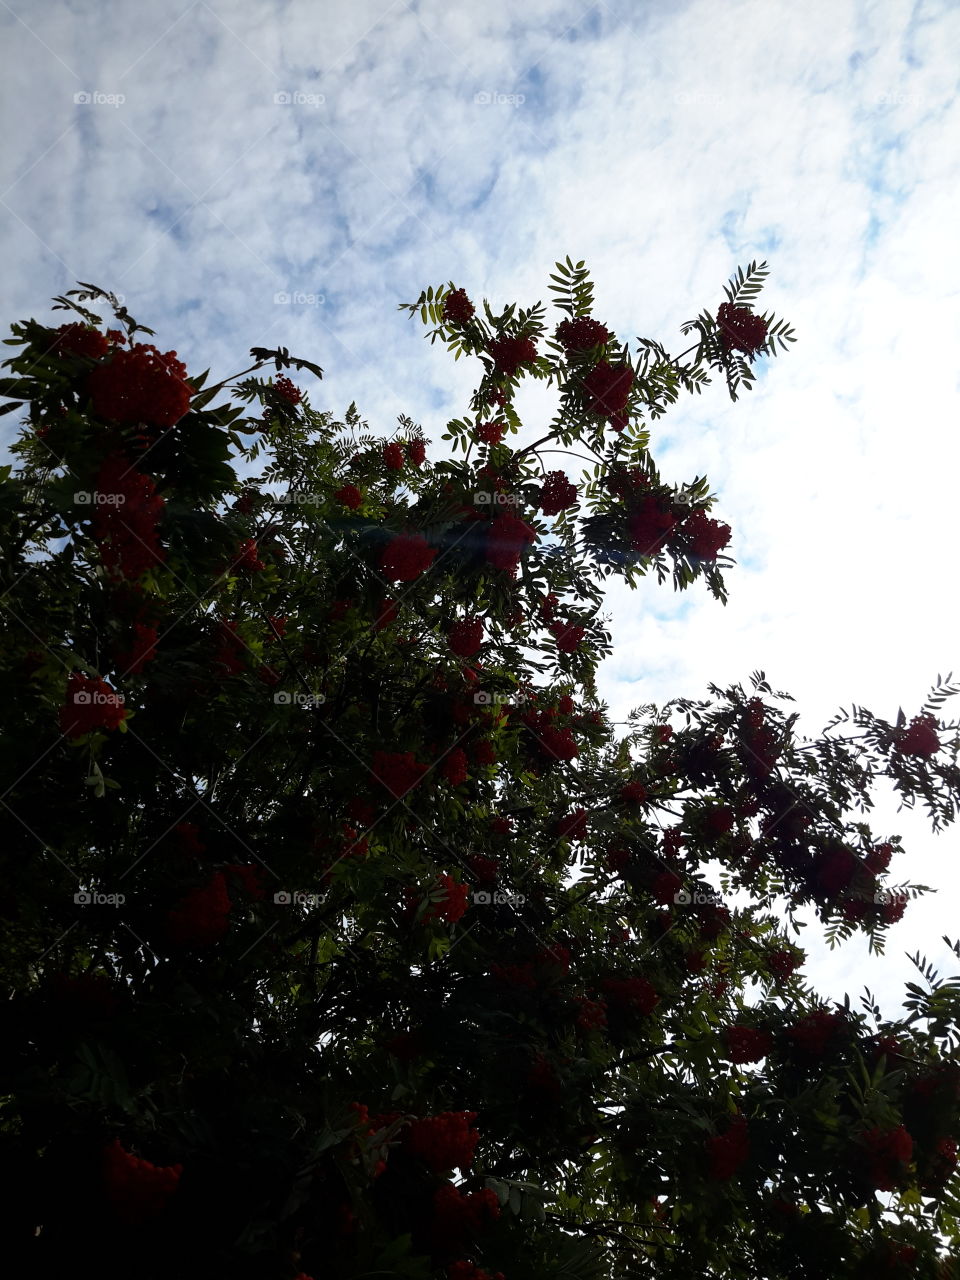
[[484, 512, 538, 577], [90, 453, 166, 580], [102, 1138, 183, 1225], [443, 288, 475, 324], [896, 713, 940, 757], [554, 808, 589, 841], [549, 620, 584, 653], [581, 360, 634, 419], [471, 739, 497, 767], [372, 750, 429, 797], [535, 723, 579, 762], [273, 375, 301, 404], [739, 699, 779, 776], [626, 494, 677, 556], [431, 1183, 501, 1254], [701, 805, 734, 837], [716, 302, 769, 355], [223, 863, 267, 900], [59, 672, 127, 736], [213, 620, 246, 675], [525, 1052, 563, 1101], [441, 748, 469, 787], [606, 846, 631, 874], [175, 822, 205, 858], [491, 961, 538, 989], [384, 442, 406, 470], [476, 422, 505, 446], [466, 854, 499, 885], [48, 972, 122, 1021], [402, 1111, 480, 1173], [539, 470, 578, 515], [234, 538, 265, 572], [165, 872, 231, 947], [619, 781, 648, 805], [114, 621, 159, 675], [705, 1114, 750, 1180], [724, 1025, 773, 1063], [574, 996, 608, 1030], [680, 508, 732, 559], [334, 484, 363, 509], [600, 976, 659, 1015], [86, 342, 194, 428], [448, 1262, 504, 1280], [767, 947, 803, 983], [650, 869, 683, 904], [449, 617, 484, 656], [785, 1008, 845, 1059], [920, 1136, 959, 1194], [50, 322, 109, 359], [865, 842, 893, 874], [408, 438, 426, 465], [556, 316, 610, 351], [420, 873, 470, 922], [380, 532, 436, 581], [488, 335, 537, 377], [859, 1124, 914, 1190], [813, 843, 860, 897]]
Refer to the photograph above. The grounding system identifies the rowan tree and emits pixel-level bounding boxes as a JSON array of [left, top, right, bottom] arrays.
[[1, 263, 959, 1279]]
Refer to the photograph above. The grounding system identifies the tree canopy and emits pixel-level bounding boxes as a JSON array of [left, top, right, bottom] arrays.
[[1, 263, 959, 1279]]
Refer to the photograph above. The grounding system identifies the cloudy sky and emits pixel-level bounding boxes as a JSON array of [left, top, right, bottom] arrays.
[[2, 0, 959, 1028]]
